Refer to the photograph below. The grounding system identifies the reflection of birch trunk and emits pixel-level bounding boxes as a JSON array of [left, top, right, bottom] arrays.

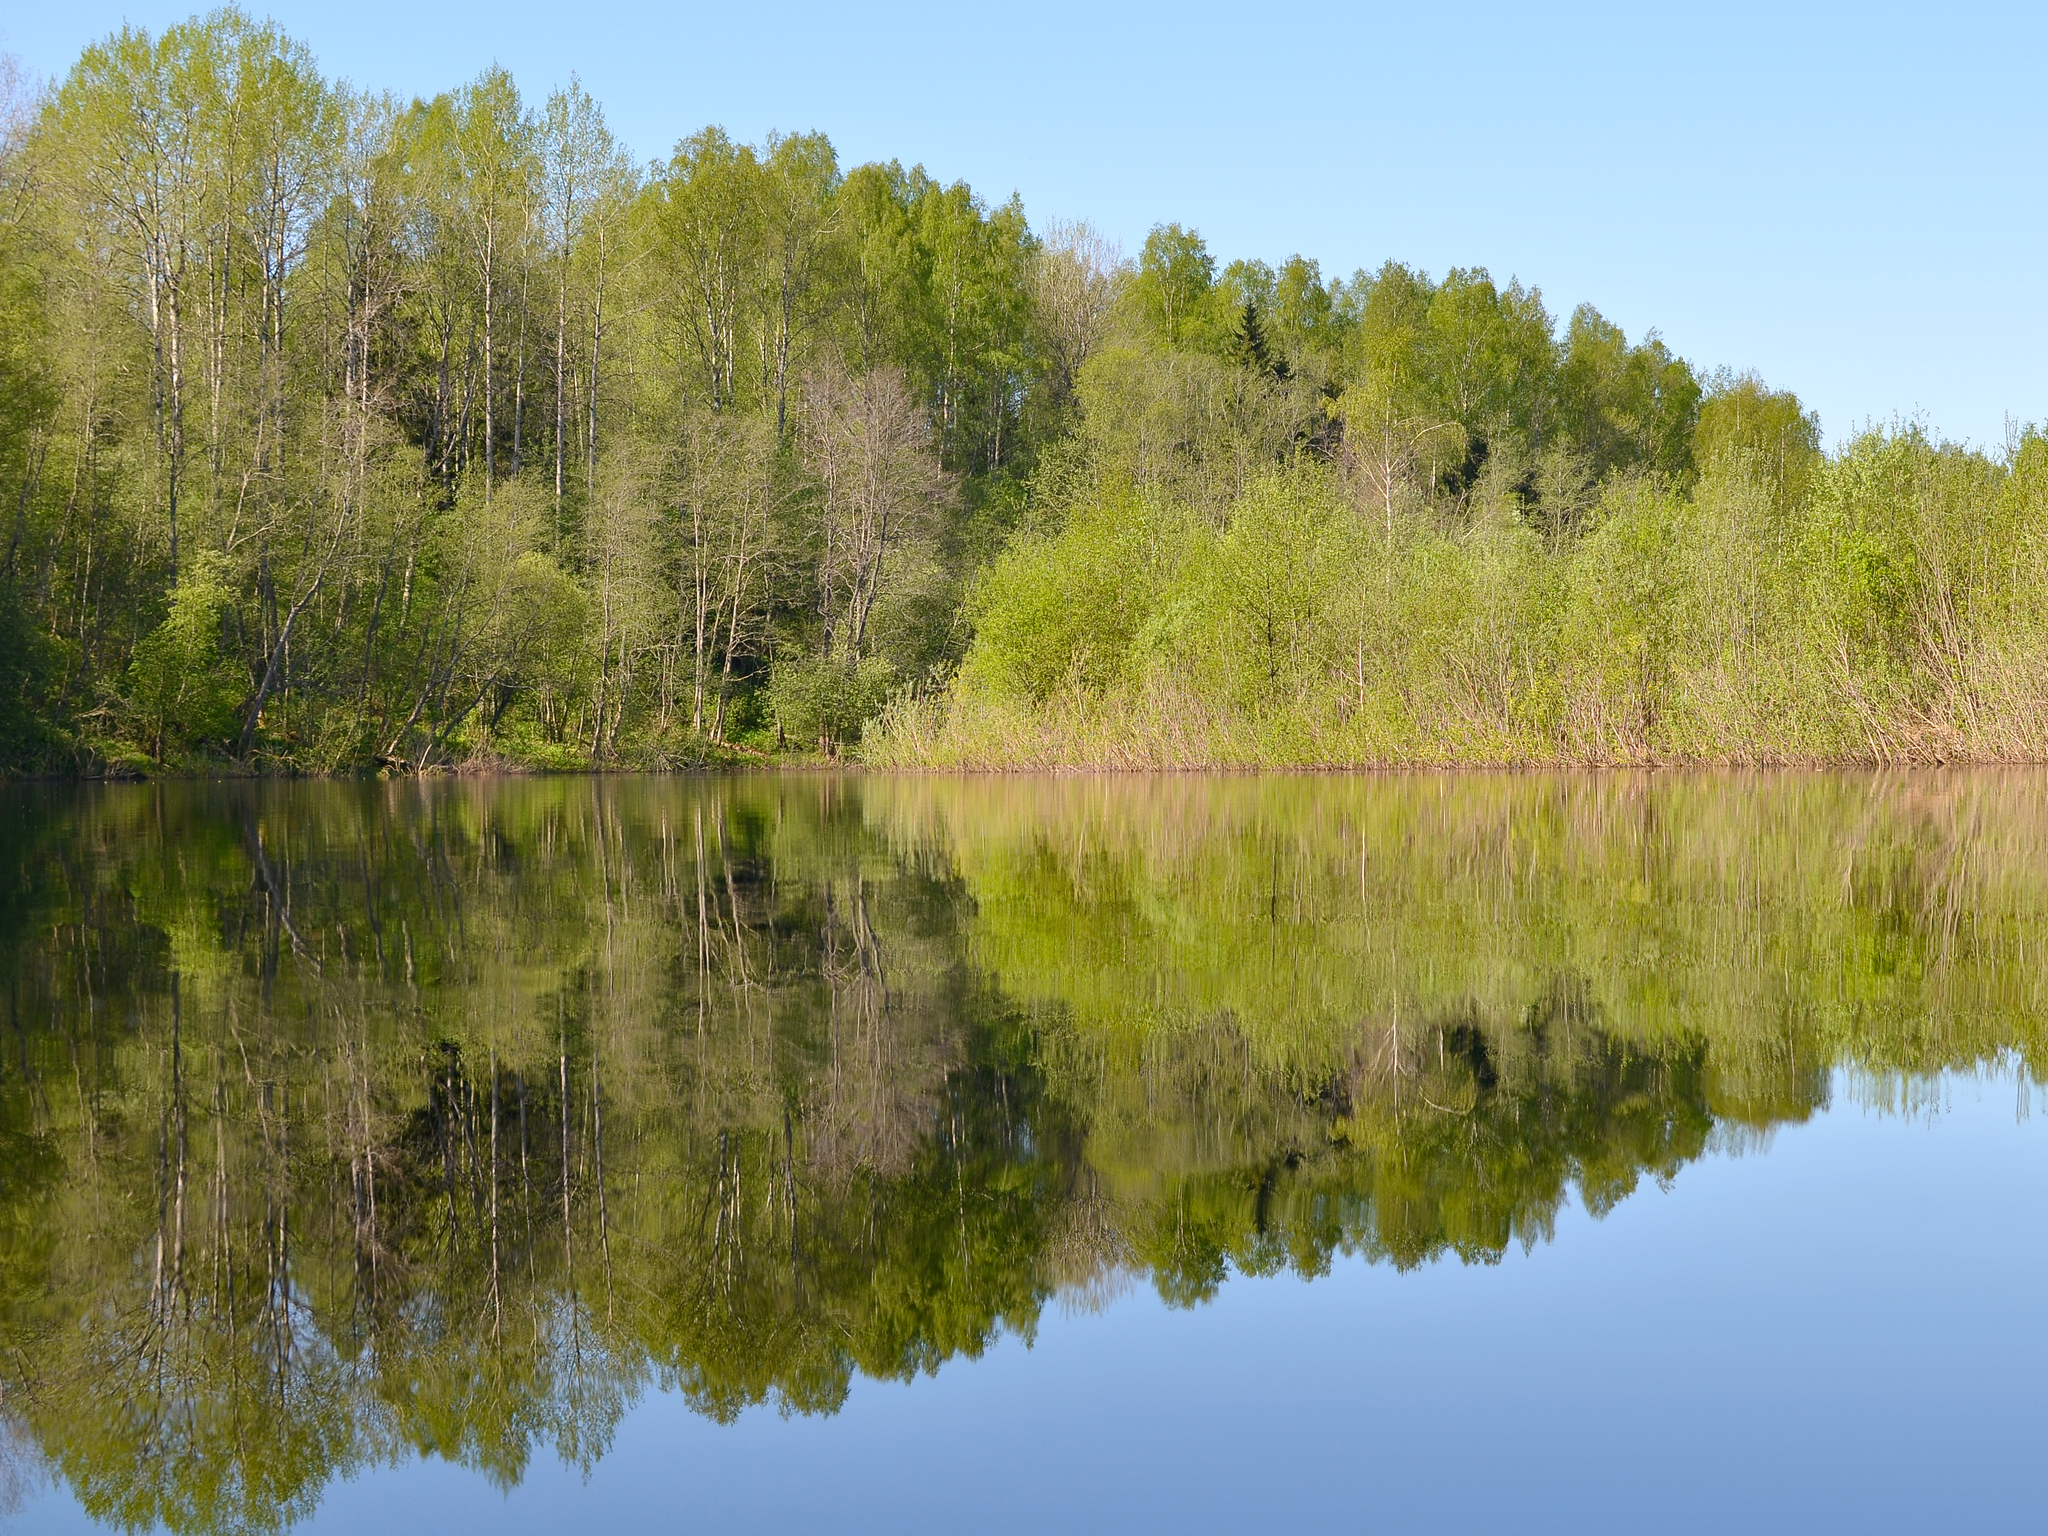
[[591, 1045, 613, 1320], [269, 1075, 292, 1402], [154, 976, 189, 1325], [441, 1054, 462, 1241], [517, 1071, 535, 1285], [715, 808, 752, 1000], [784, 1107, 799, 1281], [710, 1129, 746, 1296], [559, 1031, 574, 1300], [351, 1046, 379, 1303], [213, 1076, 229, 1307], [489, 1046, 502, 1340], [694, 808, 712, 1031]]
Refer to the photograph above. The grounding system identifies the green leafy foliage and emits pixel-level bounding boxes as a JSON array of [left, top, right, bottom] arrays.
[[119, 554, 242, 765], [963, 489, 1192, 700], [766, 651, 895, 751], [888, 422, 2048, 768]]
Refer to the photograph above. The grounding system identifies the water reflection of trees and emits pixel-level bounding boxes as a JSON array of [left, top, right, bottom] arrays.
[[0, 771, 2042, 1532]]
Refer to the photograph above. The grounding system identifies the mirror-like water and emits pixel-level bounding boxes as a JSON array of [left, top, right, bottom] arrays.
[[2, 772, 2045, 1534]]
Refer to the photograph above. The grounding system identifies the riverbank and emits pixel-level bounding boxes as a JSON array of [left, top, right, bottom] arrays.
[[862, 678, 2048, 771]]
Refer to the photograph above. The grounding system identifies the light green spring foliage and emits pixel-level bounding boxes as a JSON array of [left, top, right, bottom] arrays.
[[767, 651, 895, 747], [3, 12, 2042, 775], [892, 424, 2048, 766], [878, 247, 2048, 768], [119, 553, 243, 767], [959, 488, 1195, 699], [0, 13, 1045, 772]]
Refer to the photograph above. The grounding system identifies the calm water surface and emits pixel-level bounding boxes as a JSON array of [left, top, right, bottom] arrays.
[[1, 772, 2044, 1533]]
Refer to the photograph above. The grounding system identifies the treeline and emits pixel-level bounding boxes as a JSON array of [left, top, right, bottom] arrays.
[[0, 13, 1043, 771], [2, 15, 2041, 775]]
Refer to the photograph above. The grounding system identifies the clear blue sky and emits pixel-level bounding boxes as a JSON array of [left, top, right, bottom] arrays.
[[6, 1, 2042, 449]]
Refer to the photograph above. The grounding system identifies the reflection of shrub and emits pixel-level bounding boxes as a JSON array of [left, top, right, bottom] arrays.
[[767, 654, 894, 752], [122, 555, 244, 765]]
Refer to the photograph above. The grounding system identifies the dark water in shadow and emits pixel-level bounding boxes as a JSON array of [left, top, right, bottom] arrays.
[[2, 772, 2045, 1533]]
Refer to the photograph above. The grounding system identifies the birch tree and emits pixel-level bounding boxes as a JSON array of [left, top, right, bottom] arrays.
[[1030, 217, 1123, 410], [800, 363, 944, 663], [450, 68, 533, 503], [47, 25, 216, 573]]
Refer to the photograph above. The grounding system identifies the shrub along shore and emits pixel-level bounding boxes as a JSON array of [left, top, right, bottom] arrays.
[[1, 15, 2042, 777], [867, 430, 2048, 769]]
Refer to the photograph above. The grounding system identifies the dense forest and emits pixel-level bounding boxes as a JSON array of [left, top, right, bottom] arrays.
[[2, 13, 2045, 774], [2, 770, 2039, 1528]]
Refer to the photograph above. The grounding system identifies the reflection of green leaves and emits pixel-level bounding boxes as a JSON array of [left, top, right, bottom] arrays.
[[1, 773, 2046, 1528]]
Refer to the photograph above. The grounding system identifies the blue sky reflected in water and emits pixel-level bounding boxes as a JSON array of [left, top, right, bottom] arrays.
[[26, 1065, 2040, 1536], [7, 774, 2048, 1534]]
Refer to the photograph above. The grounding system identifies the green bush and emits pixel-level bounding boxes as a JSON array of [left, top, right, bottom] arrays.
[[122, 554, 245, 766], [960, 490, 1195, 702], [0, 578, 59, 773], [767, 653, 895, 753]]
